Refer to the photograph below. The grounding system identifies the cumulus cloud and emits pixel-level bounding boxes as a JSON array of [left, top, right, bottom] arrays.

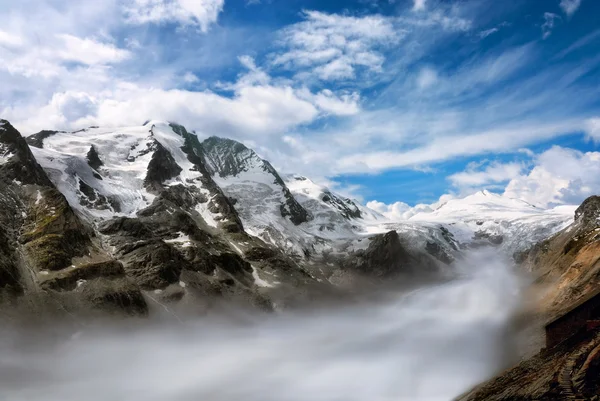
[[271, 10, 399, 81], [559, 0, 582, 17], [504, 146, 600, 207], [366, 200, 413, 219], [123, 0, 225, 31], [366, 194, 454, 220]]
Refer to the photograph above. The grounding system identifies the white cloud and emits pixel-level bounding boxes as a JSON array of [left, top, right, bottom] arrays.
[[333, 120, 583, 174], [271, 10, 399, 81], [504, 146, 600, 207], [449, 162, 524, 189], [6, 57, 360, 138], [56, 34, 131, 65], [182, 72, 200, 83], [416, 67, 437, 89], [559, 0, 582, 17], [0, 30, 24, 48], [366, 194, 454, 220], [542, 12, 560, 40], [298, 89, 360, 116], [412, 0, 427, 12], [478, 27, 498, 39], [124, 0, 225, 31], [366, 200, 413, 219], [585, 117, 600, 142]]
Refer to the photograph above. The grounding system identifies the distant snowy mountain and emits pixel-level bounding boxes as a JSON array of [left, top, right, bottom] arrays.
[[403, 190, 575, 254]]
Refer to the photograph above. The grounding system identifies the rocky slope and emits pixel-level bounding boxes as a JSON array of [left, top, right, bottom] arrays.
[[459, 196, 600, 400], [0, 119, 581, 320]]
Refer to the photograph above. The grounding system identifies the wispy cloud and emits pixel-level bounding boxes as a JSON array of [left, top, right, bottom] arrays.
[[541, 12, 560, 40], [478, 28, 498, 39], [554, 29, 600, 59], [449, 161, 524, 189]]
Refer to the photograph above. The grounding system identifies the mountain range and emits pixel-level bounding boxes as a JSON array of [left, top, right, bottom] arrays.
[[0, 119, 581, 318]]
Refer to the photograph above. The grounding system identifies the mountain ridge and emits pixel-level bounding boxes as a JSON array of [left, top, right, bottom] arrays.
[[0, 119, 583, 320]]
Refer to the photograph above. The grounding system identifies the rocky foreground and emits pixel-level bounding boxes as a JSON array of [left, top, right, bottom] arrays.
[[459, 196, 600, 400]]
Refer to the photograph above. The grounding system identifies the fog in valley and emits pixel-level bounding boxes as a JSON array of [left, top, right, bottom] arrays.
[[0, 249, 530, 401]]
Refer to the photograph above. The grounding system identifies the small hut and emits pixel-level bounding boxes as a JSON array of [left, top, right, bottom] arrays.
[[545, 289, 600, 349]]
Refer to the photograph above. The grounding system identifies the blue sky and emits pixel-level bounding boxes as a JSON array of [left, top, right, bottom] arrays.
[[1, 0, 599, 214]]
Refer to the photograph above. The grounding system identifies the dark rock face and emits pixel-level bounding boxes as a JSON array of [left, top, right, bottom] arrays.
[[471, 231, 504, 248], [348, 231, 437, 278], [81, 277, 148, 316], [425, 241, 454, 264], [21, 188, 91, 272], [0, 120, 53, 187], [0, 121, 147, 316], [144, 140, 182, 193], [40, 260, 126, 291], [173, 125, 245, 233], [0, 226, 21, 295], [325, 193, 362, 220], [86, 145, 103, 171], [78, 179, 120, 212], [98, 218, 183, 289], [264, 161, 311, 225], [575, 195, 600, 228], [25, 129, 60, 149]]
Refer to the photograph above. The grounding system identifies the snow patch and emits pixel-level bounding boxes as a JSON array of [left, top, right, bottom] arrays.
[[252, 266, 275, 288], [164, 232, 192, 248]]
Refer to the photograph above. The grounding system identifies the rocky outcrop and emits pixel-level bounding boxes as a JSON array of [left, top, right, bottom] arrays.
[[518, 195, 600, 317], [346, 231, 438, 278], [86, 145, 103, 171], [143, 140, 182, 193], [172, 124, 245, 234], [0, 120, 53, 187], [25, 129, 60, 149], [0, 120, 147, 316], [321, 190, 362, 219]]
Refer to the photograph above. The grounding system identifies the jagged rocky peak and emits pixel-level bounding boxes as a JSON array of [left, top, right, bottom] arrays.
[[200, 136, 310, 225], [0, 120, 52, 187], [201, 136, 261, 177], [574, 195, 600, 228], [287, 175, 362, 220], [143, 139, 183, 193], [25, 129, 61, 149]]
